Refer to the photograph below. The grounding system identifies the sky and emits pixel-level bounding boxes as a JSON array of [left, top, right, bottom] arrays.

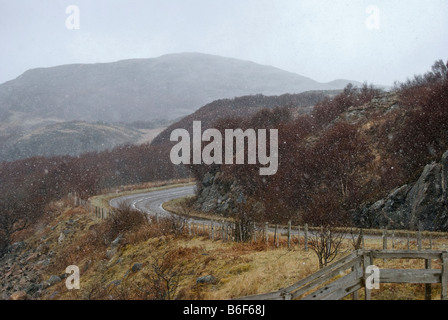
[[0, 0, 447, 86]]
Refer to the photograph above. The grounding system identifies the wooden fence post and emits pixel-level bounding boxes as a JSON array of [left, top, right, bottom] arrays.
[[441, 252, 448, 300], [352, 258, 361, 300], [425, 258, 432, 300], [417, 230, 422, 250], [274, 224, 278, 247], [361, 233, 365, 249], [304, 224, 308, 251], [265, 222, 269, 244], [287, 221, 291, 249], [407, 232, 410, 250], [252, 222, 256, 242], [222, 221, 226, 241], [392, 231, 395, 249], [363, 252, 373, 300], [382, 229, 388, 250]]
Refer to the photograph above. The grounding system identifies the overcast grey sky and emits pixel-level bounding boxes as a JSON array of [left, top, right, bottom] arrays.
[[1, 0, 447, 85]]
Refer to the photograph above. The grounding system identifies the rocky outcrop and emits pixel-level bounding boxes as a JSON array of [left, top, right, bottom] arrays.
[[353, 151, 448, 231], [194, 170, 265, 217], [0, 218, 83, 300], [195, 171, 240, 215], [0, 240, 55, 300]]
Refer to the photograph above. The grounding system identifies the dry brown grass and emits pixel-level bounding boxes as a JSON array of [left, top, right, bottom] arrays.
[[29, 193, 448, 301]]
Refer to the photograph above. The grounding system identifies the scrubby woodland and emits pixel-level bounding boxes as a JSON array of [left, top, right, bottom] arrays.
[[189, 59, 448, 228], [1, 59, 447, 256]]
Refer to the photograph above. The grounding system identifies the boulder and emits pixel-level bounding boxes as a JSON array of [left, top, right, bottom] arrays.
[[196, 275, 217, 284], [131, 263, 143, 273], [111, 235, 123, 247], [48, 275, 62, 286], [353, 150, 448, 231]]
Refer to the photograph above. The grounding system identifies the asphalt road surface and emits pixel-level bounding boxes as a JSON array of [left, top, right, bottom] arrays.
[[109, 184, 196, 220], [108, 184, 407, 241]]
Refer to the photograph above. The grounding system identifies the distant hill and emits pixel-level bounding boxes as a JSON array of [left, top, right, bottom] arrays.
[[0, 121, 147, 162], [0, 53, 360, 124], [0, 52, 362, 162]]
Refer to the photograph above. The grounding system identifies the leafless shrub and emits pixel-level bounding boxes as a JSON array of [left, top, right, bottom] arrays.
[[159, 214, 188, 237], [233, 213, 254, 243], [104, 202, 149, 244], [127, 249, 187, 300], [309, 225, 345, 269]]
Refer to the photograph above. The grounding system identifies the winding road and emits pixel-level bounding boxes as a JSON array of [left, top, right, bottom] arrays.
[[109, 184, 196, 220], [108, 184, 413, 242]]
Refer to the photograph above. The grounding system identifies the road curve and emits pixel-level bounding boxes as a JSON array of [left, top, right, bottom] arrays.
[[108, 184, 401, 240], [109, 185, 196, 220]]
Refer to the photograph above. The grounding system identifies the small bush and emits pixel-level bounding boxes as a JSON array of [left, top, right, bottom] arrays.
[[103, 202, 149, 244]]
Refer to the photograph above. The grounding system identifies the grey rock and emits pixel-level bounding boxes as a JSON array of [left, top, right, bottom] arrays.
[[196, 275, 216, 284], [131, 263, 143, 273], [353, 150, 448, 231], [48, 275, 62, 286], [111, 235, 123, 247], [202, 172, 215, 187]]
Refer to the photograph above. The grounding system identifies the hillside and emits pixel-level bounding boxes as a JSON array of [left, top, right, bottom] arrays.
[[1, 59, 446, 267], [0, 121, 149, 162], [151, 90, 341, 147], [2, 187, 446, 301], [187, 60, 448, 231], [0, 53, 360, 124]]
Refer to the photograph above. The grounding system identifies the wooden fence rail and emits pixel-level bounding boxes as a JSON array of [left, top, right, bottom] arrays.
[[237, 249, 448, 300]]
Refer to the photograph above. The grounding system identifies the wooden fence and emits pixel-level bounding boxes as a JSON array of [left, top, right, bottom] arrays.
[[237, 249, 448, 300], [71, 193, 448, 300], [74, 193, 443, 251]]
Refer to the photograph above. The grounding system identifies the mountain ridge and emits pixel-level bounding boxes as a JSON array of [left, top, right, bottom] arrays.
[[0, 52, 361, 124]]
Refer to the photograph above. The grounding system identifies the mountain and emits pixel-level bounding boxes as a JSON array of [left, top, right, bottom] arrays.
[[0, 53, 360, 124]]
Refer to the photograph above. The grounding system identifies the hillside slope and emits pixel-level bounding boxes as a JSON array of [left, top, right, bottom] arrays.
[[0, 121, 147, 162], [151, 90, 341, 147], [188, 60, 448, 231]]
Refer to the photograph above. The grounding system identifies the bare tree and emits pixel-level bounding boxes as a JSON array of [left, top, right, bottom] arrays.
[[0, 202, 37, 256], [309, 225, 345, 269]]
